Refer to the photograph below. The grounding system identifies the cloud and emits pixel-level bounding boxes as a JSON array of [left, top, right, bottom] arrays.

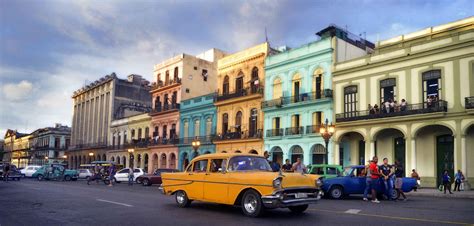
[[2, 80, 34, 101]]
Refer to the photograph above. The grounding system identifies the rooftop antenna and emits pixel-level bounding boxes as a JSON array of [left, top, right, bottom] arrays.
[[265, 26, 269, 43]]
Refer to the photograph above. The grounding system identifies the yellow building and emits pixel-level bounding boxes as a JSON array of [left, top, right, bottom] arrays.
[[332, 17, 474, 188], [3, 130, 32, 168], [213, 43, 272, 154]]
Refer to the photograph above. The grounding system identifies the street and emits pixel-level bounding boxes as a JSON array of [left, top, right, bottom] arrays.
[[0, 179, 473, 226]]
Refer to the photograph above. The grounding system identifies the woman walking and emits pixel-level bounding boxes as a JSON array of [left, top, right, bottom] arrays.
[[442, 170, 453, 194], [454, 170, 464, 192], [394, 160, 407, 201]]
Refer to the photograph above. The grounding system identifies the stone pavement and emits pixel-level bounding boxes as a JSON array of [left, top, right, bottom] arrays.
[[406, 188, 474, 199]]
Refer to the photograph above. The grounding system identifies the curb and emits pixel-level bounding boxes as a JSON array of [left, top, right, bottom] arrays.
[[406, 191, 474, 199]]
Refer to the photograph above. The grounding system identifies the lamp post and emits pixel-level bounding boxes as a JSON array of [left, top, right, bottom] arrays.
[[128, 149, 135, 168], [45, 156, 49, 165], [88, 152, 94, 163], [191, 137, 201, 159], [319, 118, 335, 164], [63, 155, 68, 168]]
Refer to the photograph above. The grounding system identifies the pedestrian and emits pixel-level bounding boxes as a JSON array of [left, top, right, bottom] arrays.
[[61, 165, 66, 181], [108, 164, 116, 187], [442, 170, 453, 194], [411, 169, 421, 191], [454, 170, 464, 192], [282, 159, 292, 172], [292, 158, 307, 173], [394, 160, 407, 201], [368, 156, 381, 203], [3, 163, 10, 182], [379, 158, 394, 200], [363, 161, 372, 201], [128, 167, 134, 186]]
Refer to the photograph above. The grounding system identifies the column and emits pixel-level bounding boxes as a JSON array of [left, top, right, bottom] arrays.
[[327, 142, 334, 165], [411, 138, 417, 170], [334, 141, 340, 165], [461, 136, 467, 178], [370, 141, 375, 159]]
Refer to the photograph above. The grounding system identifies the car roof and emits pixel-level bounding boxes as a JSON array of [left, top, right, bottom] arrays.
[[309, 164, 342, 167], [192, 153, 262, 161]]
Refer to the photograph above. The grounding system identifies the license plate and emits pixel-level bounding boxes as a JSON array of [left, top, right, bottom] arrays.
[[295, 193, 308, 198]]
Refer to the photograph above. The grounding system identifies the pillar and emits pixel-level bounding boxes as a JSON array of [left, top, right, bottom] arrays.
[[461, 136, 467, 178], [334, 142, 340, 165], [370, 141, 375, 159], [411, 138, 417, 171]]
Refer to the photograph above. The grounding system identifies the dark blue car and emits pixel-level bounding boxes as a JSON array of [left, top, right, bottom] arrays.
[[321, 165, 417, 199]]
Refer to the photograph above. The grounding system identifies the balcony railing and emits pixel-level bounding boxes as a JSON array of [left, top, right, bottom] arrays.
[[151, 78, 182, 90], [178, 136, 213, 145], [262, 89, 332, 109], [213, 129, 263, 141], [151, 103, 180, 114], [216, 87, 263, 102], [306, 124, 321, 134], [69, 141, 108, 150], [266, 128, 284, 137], [466, 97, 474, 109], [285, 127, 304, 136], [336, 100, 448, 122]]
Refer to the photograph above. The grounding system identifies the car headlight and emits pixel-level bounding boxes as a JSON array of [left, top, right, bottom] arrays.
[[273, 177, 282, 189], [316, 178, 323, 187]]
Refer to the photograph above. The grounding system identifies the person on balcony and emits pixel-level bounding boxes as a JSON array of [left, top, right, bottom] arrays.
[[400, 99, 407, 111], [374, 104, 380, 114], [368, 104, 375, 115]]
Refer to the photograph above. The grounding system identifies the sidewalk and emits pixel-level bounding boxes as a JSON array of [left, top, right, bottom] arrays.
[[406, 188, 474, 199]]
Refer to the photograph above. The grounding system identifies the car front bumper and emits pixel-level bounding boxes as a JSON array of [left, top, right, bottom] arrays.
[[261, 189, 323, 208]]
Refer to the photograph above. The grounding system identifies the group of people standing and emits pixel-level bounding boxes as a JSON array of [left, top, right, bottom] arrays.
[[368, 98, 408, 115], [363, 156, 407, 203], [264, 152, 307, 173], [441, 169, 466, 194]]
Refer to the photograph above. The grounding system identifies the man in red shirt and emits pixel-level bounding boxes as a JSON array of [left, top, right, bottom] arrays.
[[369, 156, 381, 203]]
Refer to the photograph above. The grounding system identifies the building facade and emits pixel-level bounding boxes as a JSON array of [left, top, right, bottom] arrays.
[[214, 43, 271, 155], [332, 17, 474, 188], [30, 124, 71, 166], [263, 26, 374, 166], [68, 73, 151, 166], [177, 93, 217, 170], [149, 49, 226, 169], [3, 130, 31, 168]]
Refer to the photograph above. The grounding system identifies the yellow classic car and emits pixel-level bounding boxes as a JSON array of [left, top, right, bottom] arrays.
[[160, 153, 323, 217]]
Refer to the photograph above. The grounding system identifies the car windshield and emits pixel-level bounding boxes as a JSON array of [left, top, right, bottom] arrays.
[[228, 156, 272, 172]]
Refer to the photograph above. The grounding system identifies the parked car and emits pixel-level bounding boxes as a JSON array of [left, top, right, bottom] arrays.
[[32, 164, 79, 181], [114, 168, 145, 183], [308, 164, 343, 179], [20, 165, 42, 177], [137, 169, 179, 186], [321, 165, 417, 199], [78, 169, 93, 180], [0, 163, 22, 181], [160, 153, 323, 217]]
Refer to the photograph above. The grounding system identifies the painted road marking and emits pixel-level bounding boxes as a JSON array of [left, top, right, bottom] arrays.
[[344, 209, 361, 214], [310, 208, 471, 225], [96, 199, 133, 207]]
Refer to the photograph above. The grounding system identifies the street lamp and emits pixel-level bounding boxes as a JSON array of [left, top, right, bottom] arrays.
[[319, 118, 335, 164], [128, 149, 135, 168], [191, 137, 201, 158], [89, 152, 94, 163]]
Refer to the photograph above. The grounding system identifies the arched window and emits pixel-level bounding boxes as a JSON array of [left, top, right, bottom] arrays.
[[222, 113, 229, 134], [165, 70, 170, 85], [273, 77, 282, 99], [313, 68, 324, 99], [138, 128, 142, 140], [154, 96, 161, 111], [145, 127, 149, 139], [183, 120, 189, 139], [160, 153, 167, 168], [251, 67, 259, 93], [236, 72, 244, 92], [422, 70, 442, 101], [174, 67, 179, 82], [206, 118, 212, 136], [170, 153, 176, 169], [131, 129, 135, 139], [235, 111, 242, 133], [380, 78, 397, 104], [292, 74, 302, 102], [223, 76, 230, 94], [123, 131, 127, 144], [153, 126, 159, 137], [194, 119, 200, 137], [249, 108, 258, 137], [157, 73, 161, 83]]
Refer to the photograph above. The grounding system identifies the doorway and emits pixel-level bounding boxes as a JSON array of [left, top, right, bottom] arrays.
[[394, 137, 406, 177], [436, 135, 454, 186]]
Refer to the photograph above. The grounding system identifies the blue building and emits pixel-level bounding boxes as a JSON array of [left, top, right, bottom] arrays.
[[177, 93, 217, 170], [263, 25, 373, 166]]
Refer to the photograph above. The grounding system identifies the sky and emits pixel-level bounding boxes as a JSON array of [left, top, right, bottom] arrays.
[[0, 0, 472, 137]]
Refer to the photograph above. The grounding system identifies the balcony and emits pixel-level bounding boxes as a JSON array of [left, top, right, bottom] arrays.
[[306, 124, 321, 135], [466, 97, 474, 109], [151, 78, 182, 91], [285, 127, 304, 136], [266, 128, 284, 137], [213, 128, 263, 142], [216, 87, 263, 102], [336, 100, 448, 123], [151, 103, 180, 115], [149, 137, 179, 146], [262, 89, 332, 109], [69, 141, 108, 151], [178, 136, 213, 145]]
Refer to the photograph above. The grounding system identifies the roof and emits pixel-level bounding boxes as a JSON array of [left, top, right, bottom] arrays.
[[192, 153, 263, 160]]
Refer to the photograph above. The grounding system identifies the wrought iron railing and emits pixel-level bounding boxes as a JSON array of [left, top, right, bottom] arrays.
[[266, 128, 283, 137], [151, 103, 180, 114], [151, 78, 182, 90], [213, 129, 263, 141], [466, 97, 474, 109], [306, 124, 321, 134], [216, 87, 263, 102], [262, 98, 283, 108], [178, 136, 214, 145], [262, 89, 332, 109], [336, 100, 448, 122], [285, 127, 304, 136], [69, 142, 108, 150]]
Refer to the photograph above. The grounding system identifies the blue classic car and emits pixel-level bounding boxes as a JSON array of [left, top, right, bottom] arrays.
[[321, 165, 417, 199]]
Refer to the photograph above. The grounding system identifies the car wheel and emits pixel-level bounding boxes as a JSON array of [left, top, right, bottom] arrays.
[[241, 189, 264, 217], [64, 175, 71, 181], [175, 190, 191, 208], [142, 179, 151, 186], [135, 178, 141, 184], [37, 174, 44, 181], [114, 178, 121, 183], [329, 186, 344, 199], [391, 189, 400, 200], [288, 204, 309, 214]]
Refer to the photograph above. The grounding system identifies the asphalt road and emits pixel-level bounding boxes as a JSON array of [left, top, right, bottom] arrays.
[[0, 179, 473, 226]]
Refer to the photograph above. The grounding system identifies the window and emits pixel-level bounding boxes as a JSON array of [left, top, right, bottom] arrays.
[[422, 70, 441, 101], [223, 76, 229, 95], [291, 114, 300, 128], [380, 78, 396, 103], [183, 121, 189, 138], [222, 113, 229, 134], [153, 126, 158, 137], [133, 169, 141, 173], [249, 108, 258, 137], [157, 73, 161, 83], [235, 111, 242, 133], [145, 127, 149, 138], [138, 128, 142, 140], [251, 67, 259, 93], [131, 129, 135, 139], [272, 117, 280, 129], [174, 67, 179, 81], [210, 159, 226, 172], [315, 74, 323, 99], [202, 69, 208, 81], [123, 131, 127, 143], [327, 167, 338, 175], [194, 120, 200, 137], [171, 124, 176, 139], [236, 73, 244, 92], [344, 85, 358, 117], [206, 118, 212, 136], [273, 77, 282, 99], [292, 74, 301, 102], [119, 169, 129, 174], [228, 156, 272, 172], [165, 70, 170, 84], [193, 160, 208, 172], [162, 125, 167, 138], [312, 112, 323, 125]]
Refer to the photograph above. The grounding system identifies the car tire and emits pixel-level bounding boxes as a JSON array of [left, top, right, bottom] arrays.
[[288, 204, 309, 214], [142, 179, 151, 186], [329, 186, 344, 199], [175, 190, 191, 208], [114, 178, 120, 183], [135, 178, 141, 184], [391, 189, 400, 200], [241, 189, 264, 217], [37, 174, 44, 181], [64, 175, 71, 181]]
